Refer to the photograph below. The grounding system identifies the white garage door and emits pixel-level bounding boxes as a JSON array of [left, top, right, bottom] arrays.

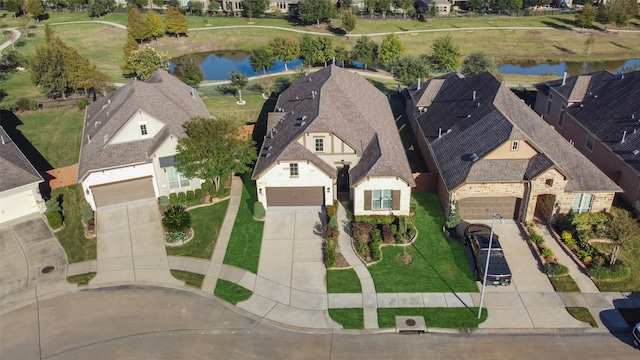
[[0, 190, 39, 224]]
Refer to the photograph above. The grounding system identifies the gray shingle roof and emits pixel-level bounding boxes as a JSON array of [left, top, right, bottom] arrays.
[[408, 72, 621, 193], [77, 70, 211, 181], [543, 70, 640, 174], [0, 126, 43, 192], [252, 65, 415, 187]]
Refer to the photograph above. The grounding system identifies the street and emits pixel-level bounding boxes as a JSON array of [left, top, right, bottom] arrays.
[[1, 286, 638, 360]]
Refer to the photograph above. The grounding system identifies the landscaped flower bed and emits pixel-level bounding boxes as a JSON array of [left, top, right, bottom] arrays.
[[351, 215, 416, 264]]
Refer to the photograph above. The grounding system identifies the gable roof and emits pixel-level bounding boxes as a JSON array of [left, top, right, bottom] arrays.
[[542, 70, 640, 174], [408, 72, 621, 193], [252, 65, 414, 187], [0, 126, 43, 192], [77, 70, 211, 181]]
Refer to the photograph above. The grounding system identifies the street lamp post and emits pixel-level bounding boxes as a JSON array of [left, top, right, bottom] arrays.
[[477, 213, 505, 319]]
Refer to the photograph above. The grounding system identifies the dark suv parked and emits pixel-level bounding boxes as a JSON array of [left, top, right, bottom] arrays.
[[464, 224, 512, 286]]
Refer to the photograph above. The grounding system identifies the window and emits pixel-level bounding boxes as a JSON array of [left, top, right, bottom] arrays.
[[372, 189, 393, 210], [545, 179, 554, 187], [290, 163, 298, 177], [585, 134, 595, 151], [559, 104, 566, 128], [167, 167, 190, 189], [572, 193, 593, 214], [546, 93, 553, 116], [315, 138, 324, 152], [511, 140, 519, 151], [140, 124, 148, 136]]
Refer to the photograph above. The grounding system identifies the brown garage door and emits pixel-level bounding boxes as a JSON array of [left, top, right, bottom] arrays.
[[459, 197, 521, 220], [91, 177, 155, 208], [266, 187, 324, 207]]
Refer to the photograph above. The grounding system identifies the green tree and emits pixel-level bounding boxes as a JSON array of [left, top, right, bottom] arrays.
[[575, 3, 596, 31], [390, 54, 430, 86], [299, 34, 323, 66], [298, 0, 337, 28], [364, 0, 377, 17], [173, 58, 203, 86], [244, 0, 268, 20], [596, 2, 614, 31], [351, 36, 378, 70], [466, 0, 484, 12], [175, 117, 257, 191], [379, 33, 404, 68], [5, 0, 23, 17], [228, 69, 248, 102], [607, 207, 636, 266], [28, 26, 69, 97], [121, 35, 140, 77], [187, 0, 204, 15], [127, 7, 152, 43], [317, 37, 334, 67], [162, 206, 192, 232], [249, 46, 276, 74], [429, 35, 461, 72], [126, 0, 146, 8], [394, 0, 415, 18], [24, 0, 44, 20], [268, 37, 300, 71], [377, 0, 392, 18], [146, 10, 165, 42], [612, 0, 638, 33], [165, 6, 189, 38], [461, 52, 493, 75], [128, 45, 170, 81], [87, 0, 114, 18], [526, 0, 549, 8], [584, 33, 595, 58], [341, 10, 356, 34], [334, 45, 348, 67]]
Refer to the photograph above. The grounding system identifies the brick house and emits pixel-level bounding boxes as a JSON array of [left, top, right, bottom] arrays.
[[253, 65, 415, 215], [534, 70, 640, 214], [405, 72, 621, 223]]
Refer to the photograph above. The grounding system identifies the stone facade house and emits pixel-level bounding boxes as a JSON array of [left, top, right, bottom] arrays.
[[405, 72, 621, 223], [77, 70, 211, 209], [253, 65, 415, 215], [534, 70, 640, 214]]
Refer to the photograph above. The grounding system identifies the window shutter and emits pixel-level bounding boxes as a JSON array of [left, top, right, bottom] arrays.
[[392, 190, 401, 210], [364, 190, 372, 211]]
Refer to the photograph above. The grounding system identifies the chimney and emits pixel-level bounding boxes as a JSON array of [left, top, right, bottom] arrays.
[[417, 78, 421, 90], [621, 130, 627, 144], [562, 72, 567, 86], [472, 91, 476, 100], [1, 135, 5, 145], [438, 128, 442, 138]]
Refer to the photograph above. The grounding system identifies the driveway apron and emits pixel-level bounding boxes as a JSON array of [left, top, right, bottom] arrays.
[[92, 200, 181, 285]]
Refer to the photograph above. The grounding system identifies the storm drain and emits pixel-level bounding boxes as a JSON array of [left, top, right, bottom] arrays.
[[41, 265, 56, 274], [396, 316, 427, 334]]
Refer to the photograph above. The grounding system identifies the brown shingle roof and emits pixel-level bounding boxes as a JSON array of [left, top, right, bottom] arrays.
[[0, 126, 43, 192], [77, 70, 211, 181]]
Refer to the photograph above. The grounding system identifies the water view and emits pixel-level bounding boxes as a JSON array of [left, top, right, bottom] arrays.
[[497, 58, 640, 76]]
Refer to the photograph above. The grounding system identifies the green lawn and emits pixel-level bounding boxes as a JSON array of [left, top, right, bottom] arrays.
[[548, 274, 581, 292], [170, 270, 205, 288], [200, 93, 268, 124], [222, 172, 264, 274], [327, 268, 362, 293], [368, 193, 478, 293], [378, 307, 487, 328], [590, 236, 640, 292], [214, 279, 253, 305], [51, 184, 97, 263], [566, 307, 598, 327], [166, 200, 229, 259], [67, 272, 96, 286], [328, 308, 364, 329]]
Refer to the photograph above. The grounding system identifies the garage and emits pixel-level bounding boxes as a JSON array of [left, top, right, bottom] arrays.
[[0, 190, 39, 224], [266, 187, 324, 207], [91, 177, 155, 208], [459, 197, 521, 220]]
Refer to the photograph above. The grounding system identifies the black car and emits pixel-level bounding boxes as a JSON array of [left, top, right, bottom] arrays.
[[464, 224, 512, 286]]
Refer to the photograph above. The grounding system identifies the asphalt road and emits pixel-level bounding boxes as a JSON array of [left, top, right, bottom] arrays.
[[1, 286, 638, 360]]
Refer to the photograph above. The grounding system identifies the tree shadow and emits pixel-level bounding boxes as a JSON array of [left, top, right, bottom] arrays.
[[549, 16, 576, 28], [541, 20, 572, 30], [327, 24, 346, 36], [553, 45, 576, 55], [251, 97, 276, 149], [610, 42, 633, 51]]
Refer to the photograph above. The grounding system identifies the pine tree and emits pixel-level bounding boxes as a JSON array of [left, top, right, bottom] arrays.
[[146, 10, 165, 42], [121, 35, 139, 78], [127, 7, 152, 43], [165, 6, 189, 38]]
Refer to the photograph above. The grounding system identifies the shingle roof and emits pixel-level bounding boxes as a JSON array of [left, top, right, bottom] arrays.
[[0, 126, 43, 192], [543, 70, 640, 174], [252, 65, 415, 187], [408, 72, 621, 193], [77, 70, 211, 181]]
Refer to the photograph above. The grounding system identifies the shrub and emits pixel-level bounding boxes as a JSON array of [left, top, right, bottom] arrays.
[[587, 264, 631, 280], [530, 234, 545, 244], [407, 223, 416, 239], [381, 224, 394, 244], [576, 249, 591, 260], [326, 205, 336, 219], [398, 216, 407, 235], [370, 239, 382, 261], [80, 204, 94, 223], [561, 230, 577, 247], [186, 190, 195, 200], [165, 231, 187, 244], [45, 198, 61, 212], [352, 222, 373, 244], [0, 103, 15, 112], [15, 97, 29, 111], [555, 211, 574, 232], [410, 196, 417, 214], [329, 215, 338, 229], [254, 201, 266, 219], [322, 224, 339, 241], [158, 196, 171, 207], [77, 99, 88, 110], [541, 247, 554, 259], [545, 263, 569, 276], [46, 211, 63, 229], [202, 179, 214, 194], [370, 228, 382, 243], [323, 239, 336, 268], [29, 99, 38, 111], [445, 200, 460, 228], [593, 255, 607, 268], [169, 193, 178, 205], [177, 192, 187, 203], [194, 188, 204, 200], [357, 241, 370, 257], [355, 215, 395, 225], [162, 206, 192, 232], [390, 224, 397, 236]]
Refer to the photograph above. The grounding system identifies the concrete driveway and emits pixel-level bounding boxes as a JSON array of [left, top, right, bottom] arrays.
[[92, 200, 181, 285], [0, 215, 68, 300]]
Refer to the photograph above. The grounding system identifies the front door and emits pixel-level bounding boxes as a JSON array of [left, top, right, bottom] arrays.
[[337, 165, 350, 194]]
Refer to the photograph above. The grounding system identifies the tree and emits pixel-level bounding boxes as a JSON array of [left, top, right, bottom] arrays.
[[429, 35, 461, 72], [461, 52, 493, 75], [87, 0, 114, 18], [526, 0, 549, 8], [127, 7, 152, 43], [575, 3, 596, 31], [299, 34, 323, 67], [364, 0, 377, 18], [376, 0, 392, 18], [379, 33, 404, 68], [165, 6, 189, 38], [317, 37, 334, 67], [298, 0, 337, 28], [5, 0, 22, 17], [121, 35, 139, 77], [596, 3, 614, 31], [584, 33, 596, 58], [249, 46, 276, 74], [127, 45, 169, 81], [607, 207, 636, 266], [28, 27, 70, 97], [351, 36, 378, 70], [126, 0, 146, 8], [244, 0, 268, 20], [175, 117, 257, 191], [187, 0, 204, 15], [24, 0, 44, 21], [173, 58, 203, 86], [162, 206, 192, 232], [228, 69, 248, 103], [146, 10, 165, 42], [268, 37, 299, 71], [612, 0, 638, 33], [390, 55, 430, 86], [334, 45, 348, 67], [466, 0, 484, 12], [341, 10, 356, 35], [394, 0, 414, 18]]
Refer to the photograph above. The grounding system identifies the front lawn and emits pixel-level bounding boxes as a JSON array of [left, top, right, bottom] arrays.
[[378, 307, 487, 329], [548, 275, 580, 292], [566, 307, 598, 327], [328, 309, 364, 329], [367, 193, 478, 293], [51, 184, 97, 263], [67, 272, 96, 286], [170, 270, 205, 288], [214, 279, 253, 305], [327, 268, 362, 293], [222, 173, 264, 274], [590, 239, 640, 292], [166, 200, 229, 259]]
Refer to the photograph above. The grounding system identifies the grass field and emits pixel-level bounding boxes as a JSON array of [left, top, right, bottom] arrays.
[[214, 279, 253, 304], [166, 200, 229, 259], [590, 235, 640, 292], [51, 184, 97, 263], [170, 270, 205, 288], [326, 268, 362, 293], [378, 307, 487, 328], [328, 308, 364, 329]]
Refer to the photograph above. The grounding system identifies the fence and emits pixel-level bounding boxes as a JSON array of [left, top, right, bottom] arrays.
[[45, 163, 78, 190], [412, 173, 438, 193]]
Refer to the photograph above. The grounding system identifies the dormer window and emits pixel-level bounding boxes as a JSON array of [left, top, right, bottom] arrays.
[[140, 124, 148, 136], [315, 138, 324, 152], [511, 140, 519, 151]]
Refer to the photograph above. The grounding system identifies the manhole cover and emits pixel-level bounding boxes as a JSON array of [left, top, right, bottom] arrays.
[[41, 266, 55, 274], [405, 319, 416, 326]]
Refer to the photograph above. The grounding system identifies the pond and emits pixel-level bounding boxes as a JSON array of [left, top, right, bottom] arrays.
[[497, 58, 640, 77]]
